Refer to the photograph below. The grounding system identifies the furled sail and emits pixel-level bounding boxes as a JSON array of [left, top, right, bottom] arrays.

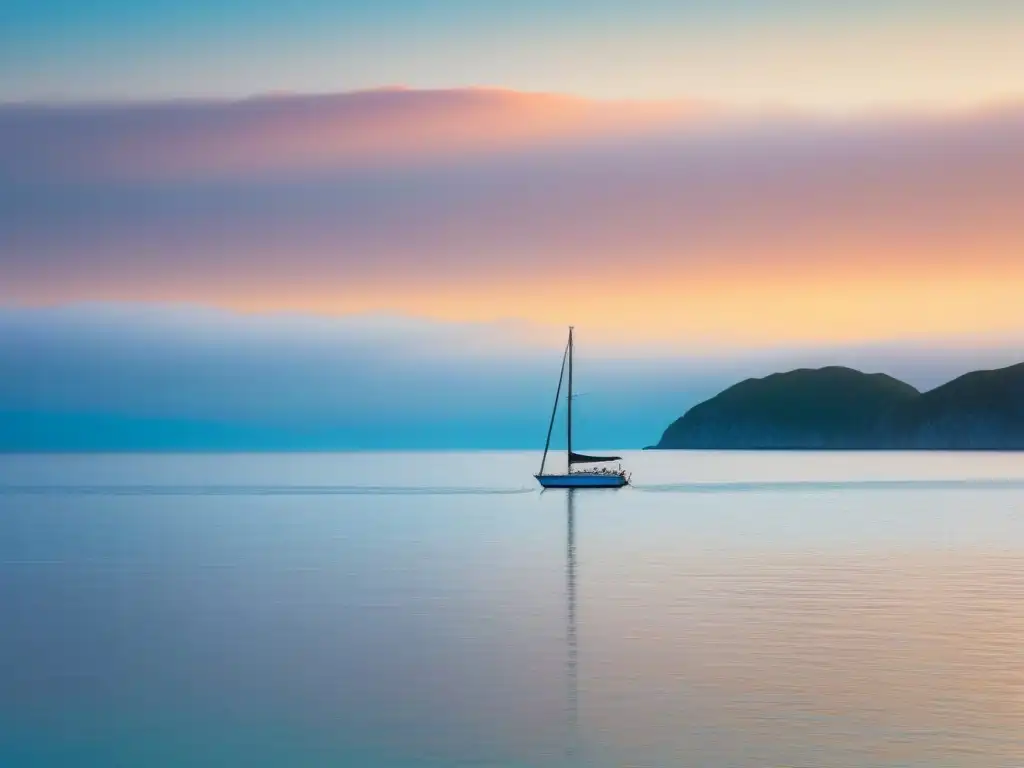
[[569, 452, 621, 465]]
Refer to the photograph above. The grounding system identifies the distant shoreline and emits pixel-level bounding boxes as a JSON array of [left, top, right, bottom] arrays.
[[652, 363, 1024, 452], [644, 446, 1024, 452]]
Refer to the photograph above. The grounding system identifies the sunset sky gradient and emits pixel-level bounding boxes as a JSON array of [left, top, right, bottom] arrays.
[[2, 0, 1023, 448], [4, 0, 1024, 110]]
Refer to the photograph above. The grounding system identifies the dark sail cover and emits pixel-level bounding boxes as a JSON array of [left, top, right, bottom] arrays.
[[569, 452, 622, 465]]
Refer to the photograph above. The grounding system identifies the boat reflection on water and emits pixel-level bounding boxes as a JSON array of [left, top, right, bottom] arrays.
[[565, 489, 579, 760]]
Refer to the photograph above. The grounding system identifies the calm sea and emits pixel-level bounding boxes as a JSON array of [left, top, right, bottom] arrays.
[[1, 451, 1022, 767]]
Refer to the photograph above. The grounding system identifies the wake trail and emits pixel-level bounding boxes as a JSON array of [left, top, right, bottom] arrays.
[[631, 478, 1024, 493], [0, 484, 536, 497]]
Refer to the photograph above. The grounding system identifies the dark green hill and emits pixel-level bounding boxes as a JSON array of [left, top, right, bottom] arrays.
[[654, 362, 1024, 450], [655, 367, 920, 449], [883, 362, 1024, 449]]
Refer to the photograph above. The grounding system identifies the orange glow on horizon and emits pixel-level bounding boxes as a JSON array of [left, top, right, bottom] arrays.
[[4, 89, 1021, 348], [12, 254, 1024, 349]]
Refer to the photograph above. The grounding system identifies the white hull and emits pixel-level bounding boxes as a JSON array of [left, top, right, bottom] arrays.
[[536, 472, 628, 489]]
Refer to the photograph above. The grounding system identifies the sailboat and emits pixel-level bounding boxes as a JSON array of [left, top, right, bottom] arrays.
[[535, 327, 630, 488]]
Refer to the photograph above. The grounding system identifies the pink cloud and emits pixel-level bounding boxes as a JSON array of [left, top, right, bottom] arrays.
[[0, 87, 713, 182], [2, 91, 1022, 345]]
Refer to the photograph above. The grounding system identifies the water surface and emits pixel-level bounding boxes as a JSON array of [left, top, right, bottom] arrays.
[[1, 451, 1022, 767]]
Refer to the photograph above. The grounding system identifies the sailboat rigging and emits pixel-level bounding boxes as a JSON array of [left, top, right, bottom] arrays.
[[535, 327, 630, 488]]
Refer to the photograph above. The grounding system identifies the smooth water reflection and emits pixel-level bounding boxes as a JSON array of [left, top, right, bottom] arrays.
[[1, 451, 1023, 767]]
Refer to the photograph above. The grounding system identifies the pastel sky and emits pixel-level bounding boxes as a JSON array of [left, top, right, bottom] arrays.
[[2, 0, 1023, 448], [3, 1, 1023, 110]]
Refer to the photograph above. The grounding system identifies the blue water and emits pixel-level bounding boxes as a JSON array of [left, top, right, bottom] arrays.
[[2, 451, 1023, 767]]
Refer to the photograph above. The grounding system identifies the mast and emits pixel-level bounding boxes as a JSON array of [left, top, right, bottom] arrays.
[[566, 326, 573, 472]]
